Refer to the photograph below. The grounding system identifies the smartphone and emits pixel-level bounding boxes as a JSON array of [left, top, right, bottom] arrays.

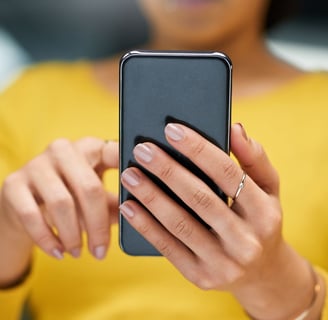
[[119, 50, 232, 256]]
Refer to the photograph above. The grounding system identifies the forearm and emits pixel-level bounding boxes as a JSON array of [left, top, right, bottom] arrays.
[[0, 204, 33, 288]]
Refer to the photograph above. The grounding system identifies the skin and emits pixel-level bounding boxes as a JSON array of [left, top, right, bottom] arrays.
[[0, 139, 119, 281], [94, 0, 302, 98], [0, 0, 325, 319]]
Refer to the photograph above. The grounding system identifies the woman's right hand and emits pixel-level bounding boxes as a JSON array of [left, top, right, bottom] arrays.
[[0, 137, 119, 261]]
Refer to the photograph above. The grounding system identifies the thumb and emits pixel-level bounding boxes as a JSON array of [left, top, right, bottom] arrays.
[[231, 123, 279, 197]]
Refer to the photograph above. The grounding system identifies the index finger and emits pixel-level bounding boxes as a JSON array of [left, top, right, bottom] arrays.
[[74, 138, 119, 171]]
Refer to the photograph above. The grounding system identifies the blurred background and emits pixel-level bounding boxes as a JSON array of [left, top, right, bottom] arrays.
[[0, 0, 327, 90]]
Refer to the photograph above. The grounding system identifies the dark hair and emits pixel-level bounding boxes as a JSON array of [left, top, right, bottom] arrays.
[[265, 0, 299, 30]]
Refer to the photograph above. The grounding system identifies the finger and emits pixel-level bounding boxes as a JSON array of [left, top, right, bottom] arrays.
[[77, 139, 119, 223], [71, 189, 118, 227], [164, 123, 279, 235], [230, 123, 279, 197], [74, 138, 119, 172], [27, 156, 82, 257], [164, 123, 261, 201], [120, 200, 196, 263], [3, 173, 64, 259], [47, 139, 110, 259], [120, 199, 244, 289], [102, 140, 119, 168], [121, 166, 261, 267], [121, 167, 222, 258], [75, 138, 119, 224]]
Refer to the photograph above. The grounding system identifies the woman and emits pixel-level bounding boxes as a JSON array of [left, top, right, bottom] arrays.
[[1, 0, 328, 319]]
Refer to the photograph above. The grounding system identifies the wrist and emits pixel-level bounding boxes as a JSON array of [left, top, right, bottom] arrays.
[[232, 243, 316, 320], [0, 260, 32, 289], [0, 193, 34, 288], [246, 265, 324, 320]]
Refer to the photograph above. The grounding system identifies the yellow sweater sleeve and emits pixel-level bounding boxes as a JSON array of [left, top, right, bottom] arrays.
[[0, 271, 34, 320]]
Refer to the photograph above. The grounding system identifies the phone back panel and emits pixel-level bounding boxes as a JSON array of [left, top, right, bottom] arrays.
[[119, 51, 232, 256]]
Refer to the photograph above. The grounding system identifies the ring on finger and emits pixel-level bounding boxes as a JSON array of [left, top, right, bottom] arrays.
[[232, 172, 247, 201]]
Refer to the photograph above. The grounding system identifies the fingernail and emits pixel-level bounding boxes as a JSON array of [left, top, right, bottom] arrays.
[[70, 248, 81, 258], [165, 123, 184, 141], [120, 203, 135, 218], [237, 123, 248, 141], [94, 245, 107, 260], [133, 144, 153, 163], [52, 248, 64, 260], [121, 169, 140, 186]]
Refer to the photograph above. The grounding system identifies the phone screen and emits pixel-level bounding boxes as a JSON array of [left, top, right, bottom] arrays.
[[119, 51, 232, 255]]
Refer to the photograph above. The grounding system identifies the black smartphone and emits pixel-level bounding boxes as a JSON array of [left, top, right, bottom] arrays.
[[119, 50, 232, 256]]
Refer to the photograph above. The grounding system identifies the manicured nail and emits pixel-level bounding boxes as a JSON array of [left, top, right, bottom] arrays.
[[94, 245, 107, 260], [121, 170, 140, 186], [133, 144, 153, 163], [237, 123, 248, 141], [120, 203, 135, 218], [165, 123, 185, 141], [70, 248, 81, 258], [52, 248, 64, 260]]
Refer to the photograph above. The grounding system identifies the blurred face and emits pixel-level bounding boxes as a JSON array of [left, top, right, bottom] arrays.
[[139, 0, 270, 50]]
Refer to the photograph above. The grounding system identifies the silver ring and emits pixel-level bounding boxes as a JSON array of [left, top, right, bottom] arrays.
[[232, 172, 247, 201]]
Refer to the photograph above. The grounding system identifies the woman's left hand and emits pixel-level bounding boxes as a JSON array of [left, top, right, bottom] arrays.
[[120, 123, 315, 319]]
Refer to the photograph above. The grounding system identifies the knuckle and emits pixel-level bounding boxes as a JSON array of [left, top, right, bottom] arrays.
[[222, 160, 239, 182], [25, 155, 43, 172], [269, 217, 282, 238], [187, 265, 216, 291], [190, 140, 206, 158], [3, 172, 20, 187], [142, 190, 157, 207], [58, 227, 82, 250], [191, 262, 244, 290], [196, 276, 215, 291], [197, 279, 213, 291], [75, 137, 102, 160], [239, 237, 263, 266], [138, 221, 152, 236], [173, 218, 193, 240], [48, 138, 72, 155], [155, 238, 172, 257], [190, 270, 216, 291], [256, 142, 266, 160], [223, 266, 245, 286], [89, 223, 109, 237], [34, 232, 56, 247], [79, 180, 103, 198], [190, 189, 213, 210], [246, 139, 266, 165], [87, 224, 109, 248], [77, 137, 97, 147], [261, 206, 282, 239], [48, 194, 74, 213], [159, 164, 174, 180], [18, 209, 38, 226]]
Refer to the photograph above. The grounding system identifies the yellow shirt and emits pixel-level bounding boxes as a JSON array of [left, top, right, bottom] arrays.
[[0, 62, 328, 320]]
